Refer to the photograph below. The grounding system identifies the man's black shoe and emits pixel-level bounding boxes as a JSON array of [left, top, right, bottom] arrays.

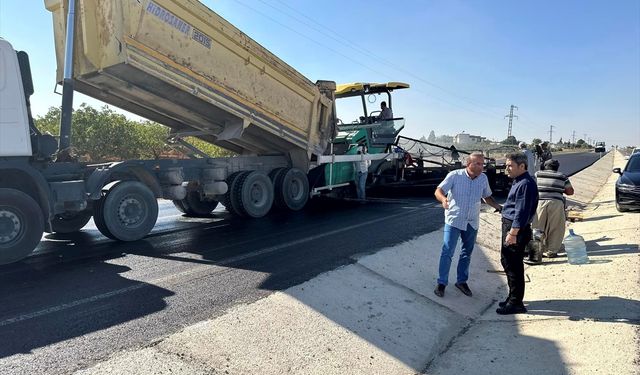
[[434, 284, 445, 297], [496, 303, 527, 315], [454, 282, 473, 297], [498, 298, 510, 308]]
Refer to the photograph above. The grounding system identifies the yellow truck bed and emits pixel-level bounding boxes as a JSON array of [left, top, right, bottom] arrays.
[[45, 0, 335, 159]]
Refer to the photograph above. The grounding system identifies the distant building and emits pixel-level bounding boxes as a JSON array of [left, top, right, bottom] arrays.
[[454, 132, 485, 144]]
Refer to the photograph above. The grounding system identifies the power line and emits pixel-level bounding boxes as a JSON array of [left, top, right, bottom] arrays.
[[231, 0, 507, 121], [264, 0, 508, 119], [514, 112, 547, 130]]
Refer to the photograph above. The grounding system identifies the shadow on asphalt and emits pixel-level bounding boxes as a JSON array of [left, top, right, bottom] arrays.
[[0, 242, 173, 359], [0, 192, 438, 365]]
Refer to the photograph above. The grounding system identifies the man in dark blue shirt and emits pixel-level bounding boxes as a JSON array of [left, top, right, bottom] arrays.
[[497, 152, 539, 314]]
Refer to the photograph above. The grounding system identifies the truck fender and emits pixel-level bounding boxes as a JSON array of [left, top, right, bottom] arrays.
[[0, 159, 54, 231], [86, 162, 162, 199]]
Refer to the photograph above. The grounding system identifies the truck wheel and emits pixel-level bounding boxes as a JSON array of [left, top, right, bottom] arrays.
[[172, 199, 187, 214], [94, 181, 158, 241], [224, 171, 249, 216], [273, 168, 309, 211], [234, 171, 274, 218], [269, 167, 287, 184], [93, 192, 114, 239], [51, 209, 93, 233], [0, 188, 44, 264], [268, 168, 287, 211], [175, 189, 219, 217]]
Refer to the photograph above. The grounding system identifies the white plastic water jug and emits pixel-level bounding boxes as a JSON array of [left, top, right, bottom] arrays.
[[563, 229, 589, 265]]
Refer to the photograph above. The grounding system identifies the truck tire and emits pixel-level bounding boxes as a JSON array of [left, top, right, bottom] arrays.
[[268, 167, 287, 184], [268, 168, 287, 211], [175, 189, 219, 217], [273, 168, 309, 211], [50, 209, 93, 233], [223, 171, 248, 216], [93, 191, 114, 240], [233, 171, 274, 218], [172, 199, 187, 214], [93, 181, 158, 241], [0, 188, 44, 264]]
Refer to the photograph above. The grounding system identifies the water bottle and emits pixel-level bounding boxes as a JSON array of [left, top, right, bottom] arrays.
[[563, 229, 589, 265]]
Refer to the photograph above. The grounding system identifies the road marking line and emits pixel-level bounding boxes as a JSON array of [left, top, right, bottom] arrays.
[[1, 207, 424, 327], [0, 284, 146, 327]]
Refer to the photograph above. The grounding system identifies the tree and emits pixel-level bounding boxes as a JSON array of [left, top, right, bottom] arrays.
[[184, 137, 236, 158], [501, 136, 518, 145], [135, 121, 171, 159], [532, 138, 542, 145], [34, 104, 234, 161], [427, 130, 436, 142]]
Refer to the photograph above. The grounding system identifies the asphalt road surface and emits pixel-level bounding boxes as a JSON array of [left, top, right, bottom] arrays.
[[554, 151, 603, 176], [0, 151, 602, 374]]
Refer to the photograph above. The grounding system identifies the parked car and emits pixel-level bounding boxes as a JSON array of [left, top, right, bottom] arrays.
[[613, 153, 640, 212], [625, 147, 640, 160]]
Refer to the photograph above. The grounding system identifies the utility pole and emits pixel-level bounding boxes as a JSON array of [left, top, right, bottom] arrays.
[[548, 125, 555, 144], [572, 130, 576, 146], [504, 105, 518, 139]]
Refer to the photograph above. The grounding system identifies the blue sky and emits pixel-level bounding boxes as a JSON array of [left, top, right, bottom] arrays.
[[1, 0, 638, 147]]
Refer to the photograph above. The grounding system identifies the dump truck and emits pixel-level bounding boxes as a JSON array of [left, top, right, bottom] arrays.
[[0, 0, 403, 264]]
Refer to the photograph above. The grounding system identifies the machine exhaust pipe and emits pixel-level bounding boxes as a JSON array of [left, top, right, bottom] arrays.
[[58, 0, 76, 154]]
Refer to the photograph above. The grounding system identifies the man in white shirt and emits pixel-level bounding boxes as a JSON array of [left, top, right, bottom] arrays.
[[434, 152, 502, 297]]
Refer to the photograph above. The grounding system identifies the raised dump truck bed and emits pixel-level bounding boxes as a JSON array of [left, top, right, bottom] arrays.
[[45, 0, 335, 162]]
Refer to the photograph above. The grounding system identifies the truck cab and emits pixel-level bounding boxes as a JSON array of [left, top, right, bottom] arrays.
[[0, 38, 35, 157], [0, 39, 58, 160], [595, 141, 606, 153]]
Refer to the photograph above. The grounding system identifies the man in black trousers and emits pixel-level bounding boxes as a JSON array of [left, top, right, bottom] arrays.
[[497, 152, 539, 314]]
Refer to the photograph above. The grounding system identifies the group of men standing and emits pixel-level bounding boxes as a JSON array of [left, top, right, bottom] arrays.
[[433, 144, 573, 315]]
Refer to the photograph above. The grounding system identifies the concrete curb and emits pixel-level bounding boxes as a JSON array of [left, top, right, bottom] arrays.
[[567, 151, 614, 206]]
